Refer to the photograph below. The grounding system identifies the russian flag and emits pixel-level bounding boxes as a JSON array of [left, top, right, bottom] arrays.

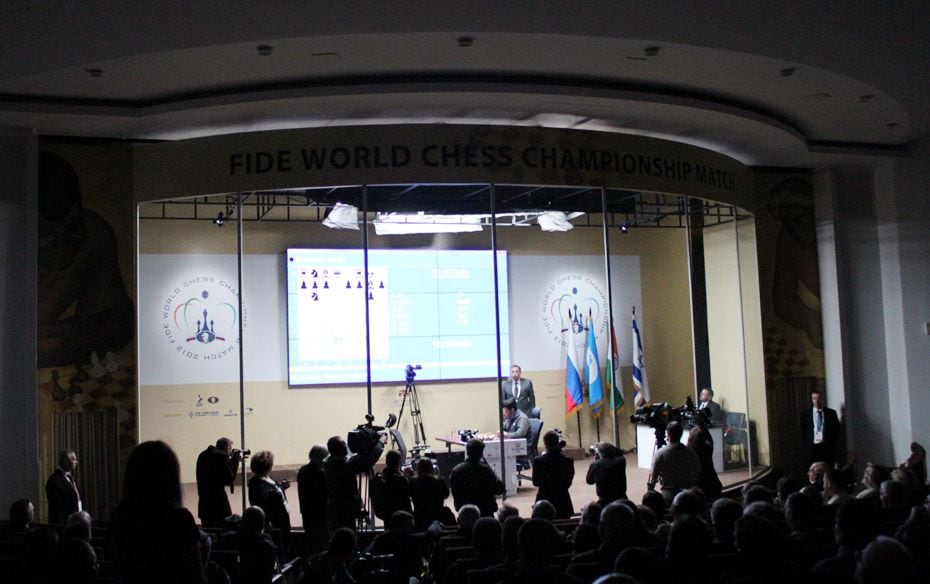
[[565, 308, 585, 416]]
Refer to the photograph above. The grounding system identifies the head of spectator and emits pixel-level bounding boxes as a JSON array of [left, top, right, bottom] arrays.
[[122, 440, 182, 510], [743, 484, 774, 506], [63, 511, 93, 541], [784, 491, 818, 532], [636, 505, 658, 532], [600, 501, 635, 552], [666, 514, 712, 573], [531, 500, 556, 521], [735, 512, 783, 563], [775, 476, 803, 507], [517, 518, 561, 565], [581, 501, 603, 526], [496, 503, 519, 523], [855, 535, 915, 584], [416, 456, 435, 477], [614, 546, 667, 584], [808, 461, 828, 487], [457, 504, 481, 539], [387, 510, 415, 535], [328, 527, 357, 564], [665, 421, 684, 444], [799, 484, 825, 508], [465, 438, 485, 460], [216, 437, 233, 454], [641, 490, 666, 520], [823, 467, 850, 501], [670, 488, 702, 519], [384, 449, 403, 474], [572, 522, 601, 554], [879, 479, 908, 508], [249, 450, 274, 478], [9, 498, 34, 529], [895, 505, 930, 557], [326, 435, 349, 458], [309, 444, 328, 466], [835, 498, 879, 552], [542, 430, 562, 453], [501, 516, 526, 564], [710, 498, 742, 543], [861, 462, 889, 492], [241, 506, 266, 536], [594, 441, 623, 460], [472, 517, 503, 558], [743, 501, 786, 534]]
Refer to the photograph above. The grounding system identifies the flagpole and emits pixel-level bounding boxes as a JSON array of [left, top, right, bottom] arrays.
[[576, 411, 582, 449], [600, 186, 621, 447]]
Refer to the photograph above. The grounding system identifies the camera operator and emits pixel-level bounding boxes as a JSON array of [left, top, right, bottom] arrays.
[[196, 437, 245, 528], [585, 441, 628, 506], [323, 433, 385, 530], [650, 421, 701, 505], [532, 430, 575, 518]]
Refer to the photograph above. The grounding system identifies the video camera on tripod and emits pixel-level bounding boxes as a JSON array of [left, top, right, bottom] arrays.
[[347, 414, 389, 458]]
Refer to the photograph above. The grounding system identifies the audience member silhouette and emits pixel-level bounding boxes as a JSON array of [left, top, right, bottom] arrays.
[[508, 517, 582, 583], [323, 434, 385, 530], [112, 440, 204, 583], [300, 527, 359, 584], [568, 500, 635, 579], [687, 425, 723, 501], [366, 510, 440, 583], [586, 441, 628, 506], [196, 437, 243, 528], [220, 506, 278, 584], [449, 438, 504, 516], [532, 430, 576, 518], [372, 449, 412, 523], [709, 497, 742, 554], [247, 449, 291, 555], [409, 456, 453, 530], [297, 443, 329, 555], [445, 516, 503, 584], [46, 448, 82, 525], [49, 511, 97, 584]]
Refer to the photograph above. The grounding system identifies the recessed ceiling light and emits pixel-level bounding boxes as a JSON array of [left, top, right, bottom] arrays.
[[85, 68, 103, 78], [644, 46, 660, 57], [256, 45, 274, 56], [458, 36, 474, 48], [780, 67, 796, 77], [859, 94, 874, 103], [887, 122, 899, 129]]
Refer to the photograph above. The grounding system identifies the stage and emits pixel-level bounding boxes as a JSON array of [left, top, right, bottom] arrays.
[[180, 452, 763, 528]]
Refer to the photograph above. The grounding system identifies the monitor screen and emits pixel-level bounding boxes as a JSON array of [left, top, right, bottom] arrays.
[[286, 248, 510, 385]]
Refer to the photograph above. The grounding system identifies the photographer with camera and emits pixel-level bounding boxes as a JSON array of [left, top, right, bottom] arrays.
[[532, 430, 575, 518], [195, 437, 246, 528], [650, 421, 701, 505], [324, 431, 385, 530], [585, 441, 628, 506]]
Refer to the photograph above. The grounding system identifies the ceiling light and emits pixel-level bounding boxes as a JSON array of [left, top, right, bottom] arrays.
[[256, 45, 274, 56], [644, 46, 660, 57], [373, 212, 483, 235], [780, 67, 796, 77], [85, 68, 103, 78], [537, 211, 575, 232], [214, 212, 225, 226], [458, 36, 474, 48], [619, 222, 631, 234], [322, 203, 359, 230]]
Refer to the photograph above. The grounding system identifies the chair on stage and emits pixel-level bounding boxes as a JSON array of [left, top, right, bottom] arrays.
[[516, 417, 544, 484], [724, 412, 749, 466]]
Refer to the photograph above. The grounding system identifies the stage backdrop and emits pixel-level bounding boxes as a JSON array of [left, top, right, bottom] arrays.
[[138, 252, 641, 481]]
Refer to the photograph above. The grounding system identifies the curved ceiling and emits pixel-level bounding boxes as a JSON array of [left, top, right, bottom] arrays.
[[2, 2, 926, 168]]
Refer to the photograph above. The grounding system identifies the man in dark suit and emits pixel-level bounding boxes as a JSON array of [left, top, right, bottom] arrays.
[[531, 430, 575, 518], [46, 448, 82, 524], [803, 389, 841, 466], [196, 437, 243, 528], [698, 387, 726, 426], [449, 439, 504, 516], [502, 364, 535, 415]]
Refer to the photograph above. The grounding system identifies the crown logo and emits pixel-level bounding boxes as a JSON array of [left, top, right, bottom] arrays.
[[187, 309, 226, 344]]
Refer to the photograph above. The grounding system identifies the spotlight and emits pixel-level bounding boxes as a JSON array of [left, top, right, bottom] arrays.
[[214, 212, 225, 226], [619, 222, 631, 234]]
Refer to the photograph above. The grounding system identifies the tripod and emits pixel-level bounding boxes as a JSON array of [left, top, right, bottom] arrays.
[[395, 365, 429, 459]]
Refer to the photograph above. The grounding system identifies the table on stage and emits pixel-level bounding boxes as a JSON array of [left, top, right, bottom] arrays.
[[434, 435, 528, 496], [635, 424, 725, 473]]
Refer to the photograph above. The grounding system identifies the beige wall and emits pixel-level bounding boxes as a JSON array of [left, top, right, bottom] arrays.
[[139, 212, 698, 481]]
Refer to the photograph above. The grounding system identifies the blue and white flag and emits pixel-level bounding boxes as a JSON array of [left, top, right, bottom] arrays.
[[632, 306, 650, 406], [585, 313, 604, 415]]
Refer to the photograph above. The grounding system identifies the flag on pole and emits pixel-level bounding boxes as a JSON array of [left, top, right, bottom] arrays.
[[564, 307, 585, 416], [606, 320, 625, 410], [585, 312, 604, 415], [632, 307, 650, 407]]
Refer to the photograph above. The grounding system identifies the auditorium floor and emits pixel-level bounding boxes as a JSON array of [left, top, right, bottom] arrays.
[[181, 453, 761, 528]]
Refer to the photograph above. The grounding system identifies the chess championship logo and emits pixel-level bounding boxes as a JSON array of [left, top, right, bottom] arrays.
[[540, 275, 608, 348], [161, 276, 247, 361]]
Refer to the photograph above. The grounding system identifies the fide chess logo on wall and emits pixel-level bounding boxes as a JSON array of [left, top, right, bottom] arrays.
[[540, 275, 608, 347], [160, 276, 247, 361]]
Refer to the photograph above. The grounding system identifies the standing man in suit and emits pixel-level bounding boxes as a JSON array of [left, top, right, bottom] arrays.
[[804, 389, 840, 466], [46, 448, 82, 524], [532, 431, 575, 518], [698, 387, 726, 426], [502, 364, 535, 416]]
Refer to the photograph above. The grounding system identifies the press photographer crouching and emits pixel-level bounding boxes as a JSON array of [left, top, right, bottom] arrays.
[[324, 417, 386, 530], [585, 441, 628, 506]]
